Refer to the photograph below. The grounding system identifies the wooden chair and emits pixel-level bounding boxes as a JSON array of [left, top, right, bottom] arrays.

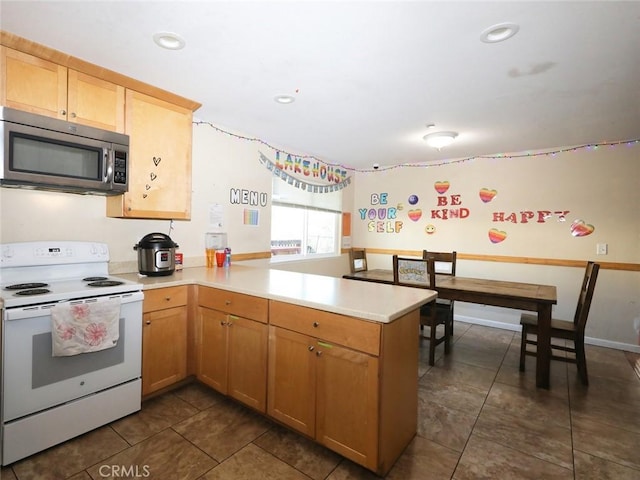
[[349, 248, 368, 273], [519, 261, 600, 385], [423, 250, 457, 332], [393, 255, 453, 366]]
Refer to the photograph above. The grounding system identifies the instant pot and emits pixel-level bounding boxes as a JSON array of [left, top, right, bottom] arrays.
[[133, 233, 179, 276]]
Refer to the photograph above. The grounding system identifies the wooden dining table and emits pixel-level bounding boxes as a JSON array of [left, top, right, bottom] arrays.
[[343, 269, 558, 389]]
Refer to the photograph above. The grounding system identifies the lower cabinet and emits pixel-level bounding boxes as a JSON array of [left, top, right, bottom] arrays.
[[142, 286, 188, 396], [268, 300, 418, 476], [153, 285, 419, 476], [197, 287, 269, 412], [268, 325, 379, 469]]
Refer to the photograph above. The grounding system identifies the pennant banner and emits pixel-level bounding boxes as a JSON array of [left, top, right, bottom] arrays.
[[259, 151, 351, 193]]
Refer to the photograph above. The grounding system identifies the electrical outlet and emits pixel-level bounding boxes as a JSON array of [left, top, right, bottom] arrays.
[[596, 243, 608, 255]]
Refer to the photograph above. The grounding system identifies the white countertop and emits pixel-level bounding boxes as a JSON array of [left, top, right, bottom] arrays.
[[116, 265, 436, 323]]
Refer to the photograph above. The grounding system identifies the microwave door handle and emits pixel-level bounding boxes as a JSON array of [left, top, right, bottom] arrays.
[[104, 149, 114, 184]]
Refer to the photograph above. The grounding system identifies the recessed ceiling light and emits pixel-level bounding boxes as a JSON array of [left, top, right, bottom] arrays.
[[480, 23, 520, 43], [274, 95, 295, 104], [423, 131, 458, 150], [153, 31, 186, 50]]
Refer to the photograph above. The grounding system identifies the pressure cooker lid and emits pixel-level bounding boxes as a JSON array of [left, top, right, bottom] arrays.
[[135, 232, 178, 249]]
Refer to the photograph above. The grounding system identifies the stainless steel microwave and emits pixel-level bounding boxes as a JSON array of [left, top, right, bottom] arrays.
[[0, 107, 129, 195]]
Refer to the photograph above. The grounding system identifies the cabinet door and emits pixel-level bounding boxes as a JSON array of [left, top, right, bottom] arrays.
[[142, 306, 187, 396], [107, 89, 192, 219], [1, 47, 67, 119], [316, 341, 379, 470], [197, 307, 228, 392], [227, 315, 268, 412], [67, 70, 125, 132], [267, 326, 316, 437]]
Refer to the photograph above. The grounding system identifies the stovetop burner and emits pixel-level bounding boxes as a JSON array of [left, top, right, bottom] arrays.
[[14, 288, 51, 296], [87, 280, 125, 287], [83, 276, 109, 282], [5, 282, 50, 290]]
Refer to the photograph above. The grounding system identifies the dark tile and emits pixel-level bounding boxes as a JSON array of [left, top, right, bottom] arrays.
[[473, 404, 573, 469], [173, 397, 272, 462], [173, 381, 226, 411], [572, 416, 640, 470], [484, 382, 570, 429], [109, 391, 199, 445], [1, 466, 17, 480], [420, 357, 497, 392], [86, 428, 217, 480], [573, 449, 640, 479], [385, 434, 459, 480], [417, 395, 477, 452], [453, 434, 573, 479], [254, 424, 342, 480], [10, 426, 128, 480], [200, 443, 308, 480]]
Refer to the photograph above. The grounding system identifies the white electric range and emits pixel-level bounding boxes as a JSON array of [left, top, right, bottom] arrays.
[[0, 241, 144, 465]]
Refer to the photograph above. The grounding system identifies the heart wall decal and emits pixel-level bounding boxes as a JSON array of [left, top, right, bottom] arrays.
[[488, 228, 507, 243], [479, 188, 497, 203], [434, 181, 450, 194], [408, 209, 422, 221], [570, 220, 595, 237], [153, 156, 162, 166]]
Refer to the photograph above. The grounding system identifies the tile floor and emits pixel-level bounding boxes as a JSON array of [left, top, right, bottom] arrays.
[[3, 321, 640, 480]]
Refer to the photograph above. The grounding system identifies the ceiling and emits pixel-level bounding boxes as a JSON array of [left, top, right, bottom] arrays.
[[2, 1, 639, 171]]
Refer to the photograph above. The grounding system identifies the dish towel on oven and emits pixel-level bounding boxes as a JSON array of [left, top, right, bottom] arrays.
[[51, 298, 121, 356]]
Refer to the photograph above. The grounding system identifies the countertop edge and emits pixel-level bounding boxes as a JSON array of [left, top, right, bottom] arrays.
[[119, 266, 436, 323]]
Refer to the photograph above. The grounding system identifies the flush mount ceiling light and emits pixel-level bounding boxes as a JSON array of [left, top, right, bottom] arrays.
[[423, 131, 458, 150], [480, 22, 520, 43], [274, 95, 295, 104], [153, 31, 186, 50]]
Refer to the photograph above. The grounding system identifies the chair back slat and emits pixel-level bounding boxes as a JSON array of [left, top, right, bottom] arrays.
[[349, 248, 368, 273], [573, 261, 600, 332], [422, 250, 457, 276], [393, 255, 436, 288]]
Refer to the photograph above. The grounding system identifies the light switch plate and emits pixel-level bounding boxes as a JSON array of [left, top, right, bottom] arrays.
[[596, 243, 608, 255]]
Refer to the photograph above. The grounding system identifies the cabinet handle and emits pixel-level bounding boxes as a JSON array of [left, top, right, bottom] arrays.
[[145, 320, 151, 325], [60, 109, 66, 115], [313, 322, 319, 328], [165, 296, 171, 301], [308, 345, 314, 351], [316, 351, 323, 357], [220, 321, 227, 326], [70, 112, 77, 118], [225, 300, 231, 305]]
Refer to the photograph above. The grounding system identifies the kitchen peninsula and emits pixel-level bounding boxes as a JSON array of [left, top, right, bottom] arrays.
[[118, 265, 436, 476]]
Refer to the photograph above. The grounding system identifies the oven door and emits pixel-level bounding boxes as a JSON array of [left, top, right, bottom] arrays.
[[2, 291, 142, 422]]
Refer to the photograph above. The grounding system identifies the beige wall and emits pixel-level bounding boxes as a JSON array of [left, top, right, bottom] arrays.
[[351, 143, 640, 350]]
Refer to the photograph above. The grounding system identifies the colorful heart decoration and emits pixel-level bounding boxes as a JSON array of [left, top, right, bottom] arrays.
[[434, 181, 450, 194], [570, 220, 595, 237], [479, 188, 497, 203], [488, 228, 507, 243], [408, 209, 422, 221]]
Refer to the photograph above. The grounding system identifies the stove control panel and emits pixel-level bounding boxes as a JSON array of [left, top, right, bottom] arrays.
[[1, 241, 110, 268]]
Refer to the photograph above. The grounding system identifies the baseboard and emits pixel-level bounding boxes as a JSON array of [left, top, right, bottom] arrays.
[[455, 315, 640, 354]]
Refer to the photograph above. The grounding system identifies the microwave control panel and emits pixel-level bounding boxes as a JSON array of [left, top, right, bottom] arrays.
[[113, 150, 127, 185]]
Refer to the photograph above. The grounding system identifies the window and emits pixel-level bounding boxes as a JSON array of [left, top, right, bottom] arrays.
[[270, 177, 342, 259]]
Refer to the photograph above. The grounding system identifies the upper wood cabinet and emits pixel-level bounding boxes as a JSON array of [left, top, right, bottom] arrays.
[[1, 47, 125, 132], [106, 90, 193, 220]]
